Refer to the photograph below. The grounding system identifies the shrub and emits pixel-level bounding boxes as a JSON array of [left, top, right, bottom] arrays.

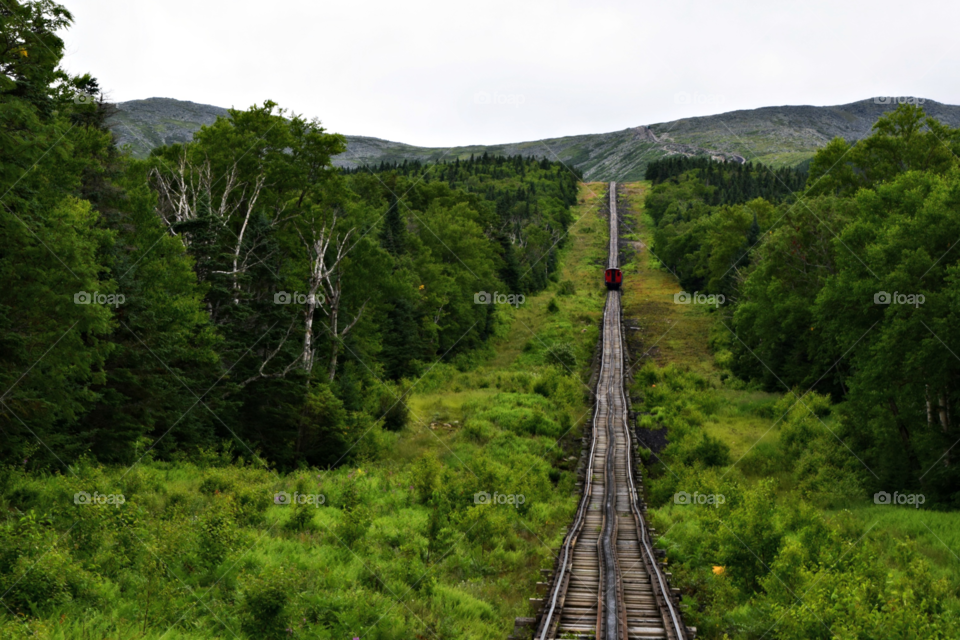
[[197, 497, 237, 568], [463, 418, 496, 443], [1, 546, 99, 615], [544, 342, 577, 370], [472, 396, 563, 438], [199, 472, 234, 495], [557, 280, 576, 296], [376, 386, 409, 432], [238, 566, 292, 639], [673, 433, 731, 467], [335, 504, 372, 547]]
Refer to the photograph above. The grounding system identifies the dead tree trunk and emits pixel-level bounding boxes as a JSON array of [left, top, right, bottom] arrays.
[[297, 213, 366, 381]]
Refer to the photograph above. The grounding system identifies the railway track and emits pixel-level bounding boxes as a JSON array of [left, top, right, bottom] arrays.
[[515, 183, 692, 640]]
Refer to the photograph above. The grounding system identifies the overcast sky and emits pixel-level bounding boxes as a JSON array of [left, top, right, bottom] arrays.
[[60, 0, 960, 147]]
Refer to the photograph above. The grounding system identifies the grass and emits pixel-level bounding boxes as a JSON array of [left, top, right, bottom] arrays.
[[0, 182, 610, 640], [845, 506, 960, 566], [618, 181, 717, 375], [484, 181, 608, 372]]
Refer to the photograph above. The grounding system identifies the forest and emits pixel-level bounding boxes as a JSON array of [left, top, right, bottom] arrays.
[[609, 108, 960, 636], [642, 106, 960, 507], [0, 0, 580, 472]]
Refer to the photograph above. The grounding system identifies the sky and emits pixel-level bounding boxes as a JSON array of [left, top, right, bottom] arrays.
[[60, 0, 960, 147]]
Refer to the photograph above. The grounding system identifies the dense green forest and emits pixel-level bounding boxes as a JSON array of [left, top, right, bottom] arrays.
[[641, 156, 808, 300], [346, 154, 580, 294], [0, 0, 579, 472], [642, 105, 960, 507], [620, 116, 960, 636], [644, 155, 808, 203]]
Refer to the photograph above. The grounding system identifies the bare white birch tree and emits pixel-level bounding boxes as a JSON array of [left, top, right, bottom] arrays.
[[296, 211, 367, 381], [150, 147, 270, 303]]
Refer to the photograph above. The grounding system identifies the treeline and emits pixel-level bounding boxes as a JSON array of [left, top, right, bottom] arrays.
[[643, 157, 809, 298], [0, 0, 577, 471], [349, 153, 581, 293], [645, 155, 807, 204], [645, 105, 960, 505]]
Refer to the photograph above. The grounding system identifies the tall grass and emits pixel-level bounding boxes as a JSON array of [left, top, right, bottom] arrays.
[[0, 183, 609, 640]]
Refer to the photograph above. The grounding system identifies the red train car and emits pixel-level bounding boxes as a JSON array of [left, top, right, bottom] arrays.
[[604, 268, 622, 290]]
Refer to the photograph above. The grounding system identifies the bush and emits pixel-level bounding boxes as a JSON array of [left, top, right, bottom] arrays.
[[197, 497, 237, 568], [463, 418, 496, 443], [739, 441, 782, 476], [238, 566, 292, 639], [718, 481, 783, 592], [335, 504, 372, 547], [199, 472, 234, 495], [674, 433, 731, 467], [557, 280, 576, 296], [1, 546, 99, 615], [471, 395, 563, 438], [544, 342, 577, 370], [376, 385, 409, 432]]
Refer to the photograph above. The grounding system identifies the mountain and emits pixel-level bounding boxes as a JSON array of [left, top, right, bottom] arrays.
[[108, 98, 229, 157], [109, 97, 960, 181]]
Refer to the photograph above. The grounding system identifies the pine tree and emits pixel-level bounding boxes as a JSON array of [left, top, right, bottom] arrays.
[[379, 191, 406, 256]]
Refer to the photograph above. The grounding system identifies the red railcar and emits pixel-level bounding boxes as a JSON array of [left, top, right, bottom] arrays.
[[604, 268, 622, 290]]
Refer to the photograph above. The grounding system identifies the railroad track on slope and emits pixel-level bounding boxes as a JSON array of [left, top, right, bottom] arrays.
[[511, 183, 693, 640]]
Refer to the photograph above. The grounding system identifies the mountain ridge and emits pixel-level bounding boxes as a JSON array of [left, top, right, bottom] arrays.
[[109, 97, 960, 181]]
